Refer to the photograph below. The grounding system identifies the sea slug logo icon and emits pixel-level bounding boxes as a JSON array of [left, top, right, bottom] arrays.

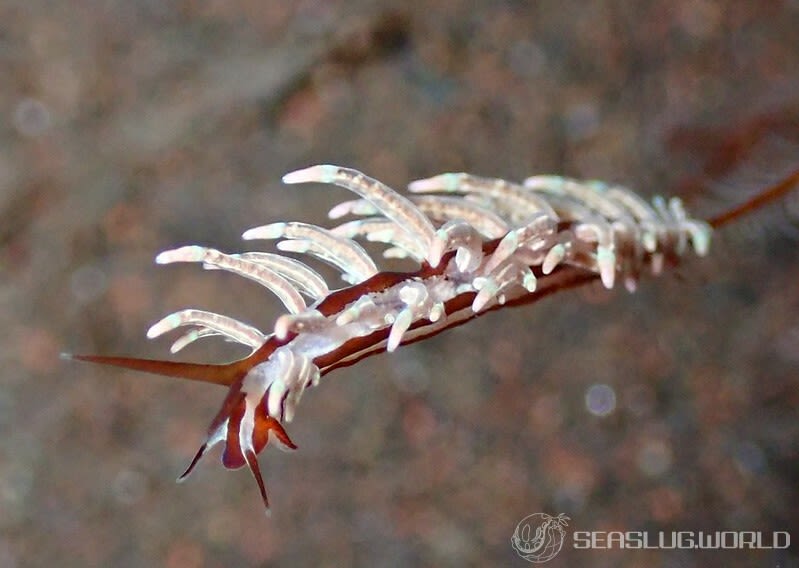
[[511, 513, 570, 563]]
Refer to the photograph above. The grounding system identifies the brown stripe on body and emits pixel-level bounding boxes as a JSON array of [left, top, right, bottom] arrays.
[[316, 265, 598, 375]]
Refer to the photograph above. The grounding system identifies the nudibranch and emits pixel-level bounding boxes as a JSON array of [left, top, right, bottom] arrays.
[[72, 164, 719, 512]]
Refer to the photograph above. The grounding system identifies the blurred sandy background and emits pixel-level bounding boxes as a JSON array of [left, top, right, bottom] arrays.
[[2, 1, 799, 566]]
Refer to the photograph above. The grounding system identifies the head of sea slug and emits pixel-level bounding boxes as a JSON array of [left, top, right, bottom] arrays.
[[177, 377, 298, 514]]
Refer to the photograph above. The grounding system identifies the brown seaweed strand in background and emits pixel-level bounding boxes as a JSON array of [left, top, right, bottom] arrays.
[[708, 168, 799, 229]]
